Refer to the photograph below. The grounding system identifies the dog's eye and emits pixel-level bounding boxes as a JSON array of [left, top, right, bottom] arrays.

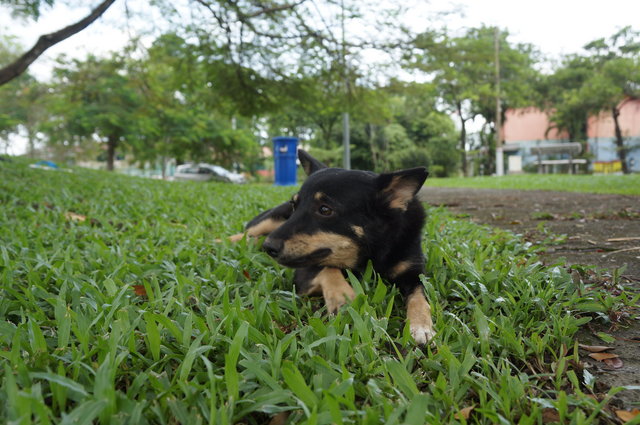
[[318, 205, 333, 216]]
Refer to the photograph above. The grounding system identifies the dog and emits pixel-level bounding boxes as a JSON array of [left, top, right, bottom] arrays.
[[229, 149, 434, 344]]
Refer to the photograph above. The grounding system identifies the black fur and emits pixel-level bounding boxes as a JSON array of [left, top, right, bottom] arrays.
[[240, 150, 434, 343], [249, 151, 428, 295]]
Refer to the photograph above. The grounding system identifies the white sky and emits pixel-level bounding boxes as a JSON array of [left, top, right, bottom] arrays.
[[1, 0, 639, 154]]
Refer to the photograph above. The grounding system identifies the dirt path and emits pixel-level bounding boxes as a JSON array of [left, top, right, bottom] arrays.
[[418, 186, 640, 409]]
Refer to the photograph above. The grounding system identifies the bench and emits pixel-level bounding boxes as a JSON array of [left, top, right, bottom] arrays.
[[530, 142, 586, 174]]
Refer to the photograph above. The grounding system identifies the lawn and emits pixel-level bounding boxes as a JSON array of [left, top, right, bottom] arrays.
[[427, 174, 640, 196], [0, 162, 637, 424]]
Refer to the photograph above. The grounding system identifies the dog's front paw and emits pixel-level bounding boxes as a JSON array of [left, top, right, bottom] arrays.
[[410, 323, 435, 345], [323, 282, 356, 314], [406, 288, 435, 345], [316, 268, 356, 314]]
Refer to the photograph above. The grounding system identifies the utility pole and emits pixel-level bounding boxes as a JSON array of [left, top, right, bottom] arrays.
[[494, 27, 504, 176], [341, 0, 351, 169]]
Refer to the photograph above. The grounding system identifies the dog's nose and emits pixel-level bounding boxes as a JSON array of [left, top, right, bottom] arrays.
[[263, 238, 283, 258]]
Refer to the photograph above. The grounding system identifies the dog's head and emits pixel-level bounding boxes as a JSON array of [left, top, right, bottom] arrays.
[[263, 150, 428, 269]]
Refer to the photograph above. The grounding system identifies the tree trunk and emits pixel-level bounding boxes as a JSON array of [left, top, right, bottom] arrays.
[[456, 101, 468, 176], [0, 0, 116, 86], [106, 136, 117, 171], [367, 123, 378, 171], [27, 127, 37, 158], [612, 106, 629, 174]]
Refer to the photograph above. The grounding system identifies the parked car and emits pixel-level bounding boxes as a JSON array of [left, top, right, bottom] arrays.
[[173, 163, 247, 183]]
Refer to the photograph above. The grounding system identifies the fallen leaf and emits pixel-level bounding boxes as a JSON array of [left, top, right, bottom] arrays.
[[133, 285, 147, 296], [579, 344, 613, 353], [268, 412, 290, 425], [603, 357, 624, 369], [65, 211, 86, 222], [607, 237, 640, 242], [615, 409, 640, 423], [588, 352, 619, 361], [243, 270, 252, 280], [454, 405, 475, 420], [542, 408, 560, 423]]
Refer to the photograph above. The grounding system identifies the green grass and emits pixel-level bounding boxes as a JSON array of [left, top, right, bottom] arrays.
[[0, 162, 637, 424], [427, 174, 640, 195]]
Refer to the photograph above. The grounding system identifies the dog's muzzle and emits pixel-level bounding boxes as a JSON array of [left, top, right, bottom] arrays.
[[263, 238, 283, 258], [263, 237, 331, 268]]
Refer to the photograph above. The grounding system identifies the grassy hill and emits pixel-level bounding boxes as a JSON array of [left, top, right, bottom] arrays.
[[0, 161, 634, 424]]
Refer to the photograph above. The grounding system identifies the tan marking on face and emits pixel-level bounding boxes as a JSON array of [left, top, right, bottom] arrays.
[[282, 232, 359, 269], [390, 260, 412, 278], [292, 194, 299, 203], [314, 192, 326, 201], [246, 218, 285, 238], [406, 287, 435, 344], [351, 225, 364, 238], [384, 175, 415, 210], [311, 267, 355, 313]]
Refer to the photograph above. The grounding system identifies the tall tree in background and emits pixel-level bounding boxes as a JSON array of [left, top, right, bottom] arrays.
[[0, 36, 47, 155], [580, 27, 640, 174], [45, 55, 141, 170], [0, 37, 28, 150], [537, 55, 593, 144], [410, 26, 538, 175]]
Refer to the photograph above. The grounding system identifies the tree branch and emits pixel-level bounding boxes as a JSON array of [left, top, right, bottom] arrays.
[[0, 0, 117, 86], [243, 0, 308, 19]]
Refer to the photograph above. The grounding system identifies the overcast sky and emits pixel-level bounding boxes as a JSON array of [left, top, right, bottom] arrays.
[[2, 0, 639, 79], [2, 0, 639, 154]]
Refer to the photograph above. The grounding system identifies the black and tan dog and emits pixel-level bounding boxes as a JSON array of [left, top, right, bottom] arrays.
[[229, 150, 434, 344]]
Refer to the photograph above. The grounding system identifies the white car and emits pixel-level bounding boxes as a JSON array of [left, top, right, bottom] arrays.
[[173, 163, 246, 183]]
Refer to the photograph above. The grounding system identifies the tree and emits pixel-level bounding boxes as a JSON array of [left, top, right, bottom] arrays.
[[537, 55, 594, 144], [384, 81, 458, 175], [410, 26, 539, 175], [128, 34, 262, 174], [580, 27, 640, 174], [45, 55, 141, 170], [0, 0, 117, 86], [0, 36, 47, 155]]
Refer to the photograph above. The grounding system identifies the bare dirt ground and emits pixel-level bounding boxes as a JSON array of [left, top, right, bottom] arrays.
[[419, 187, 640, 409]]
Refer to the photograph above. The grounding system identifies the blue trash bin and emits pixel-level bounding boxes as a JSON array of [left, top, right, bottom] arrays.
[[272, 137, 299, 186]]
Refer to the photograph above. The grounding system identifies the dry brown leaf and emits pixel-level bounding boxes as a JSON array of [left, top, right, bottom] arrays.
[[542, 408, 560, 423], [133, 285, 147, 296], [607, 237, 640, 242], [615, 409, 640, 423], [268, 412, 290, 425], [65, 211, 86, 222], [588, 352, 619, 361], [454, 405, 475, 420], [579, 344, 613, 353], [603, 357, 624, 369]]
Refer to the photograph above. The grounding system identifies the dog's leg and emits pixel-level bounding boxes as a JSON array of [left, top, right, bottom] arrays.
[[295, 267, 355, 314], [406, 286, 435, 344], [227, 201, 293, 242], [389, 262, 435, 344]]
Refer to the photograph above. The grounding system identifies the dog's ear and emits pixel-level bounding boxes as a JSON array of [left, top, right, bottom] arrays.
[[298, 149, 327, 176], [377, 168, 428, 210]]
